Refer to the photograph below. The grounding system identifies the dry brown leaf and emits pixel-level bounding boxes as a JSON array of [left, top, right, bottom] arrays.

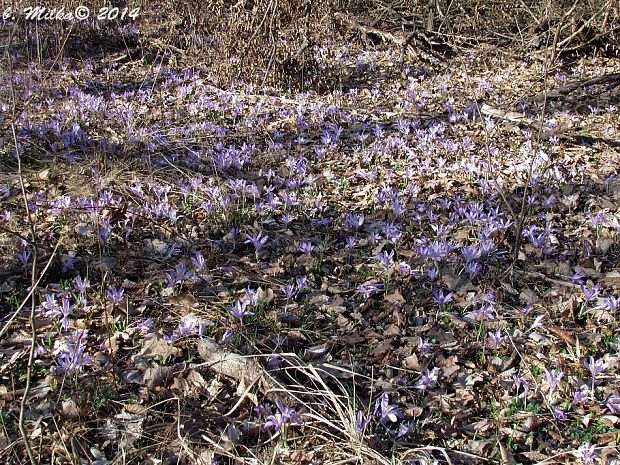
[[143, 365, 174, 389], [60, 399, 80, 419], [547, 324, 577, 346], [499, 442, 517, 465], [404, 353, 422, 371], [138, 335, 180, 361], [384, 290, 405, 306]]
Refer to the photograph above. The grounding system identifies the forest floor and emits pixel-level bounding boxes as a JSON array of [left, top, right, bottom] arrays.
[[1, 23, 620, 465]]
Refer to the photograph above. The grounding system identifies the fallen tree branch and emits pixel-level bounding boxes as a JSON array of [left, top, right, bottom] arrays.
[[478, 104, 577, 140], [530, 72, 620, 101]]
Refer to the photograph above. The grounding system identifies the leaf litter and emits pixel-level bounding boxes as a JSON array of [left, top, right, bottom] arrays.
[[0, 22, 620, 465]]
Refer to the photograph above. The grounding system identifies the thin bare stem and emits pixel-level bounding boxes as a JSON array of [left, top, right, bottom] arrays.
[[511, 37, 552, 263], [9, 68, 38, 465]]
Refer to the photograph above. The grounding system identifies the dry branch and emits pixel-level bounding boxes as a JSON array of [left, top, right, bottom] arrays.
[[531, 72, 620, 101]]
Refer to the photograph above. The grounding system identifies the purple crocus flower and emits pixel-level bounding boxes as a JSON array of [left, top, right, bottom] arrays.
[[267, 355, 284, 369], [584, 356, 607, 378], [581, 284, 601, 302], [368, 231, 381, 245], [374, 392, 404, 423], [513, 374, 524, 393], [164, 271, 178, 288], [134, 318, 154, 335], [220, 328, 234, 343], [413, 367, 439, 392], [244, 287, 260, 307], [466, 261, 482, 278], [98, 217, 112, 243], [177, 315, 205, 337], [244, 231, 269, 257], [461, 245, 482, 263], [60, 297, 76, 331], [427, 266, 439, 281], [584, 356, 607, 391], [74, 275, 90, 295], [275, 399, 301, 423], [382, 222, 402, 245], [487, 328, 505, 348], [552, 407, 567, 420], [40, 293, 58, 316], [390, 197, 407, 217], [476, 303, 496, 320], [254, 404, 273, 417], [228, 299, 254, 322], [578, 443, 598, 465], [282, 284, 297, 301], [264, 412, 286, 431], [174, 263, 193, 282], [16, 249, 31, 267], [106, 286, 125, 304], [191, 251, 206, 271], [398, 262, 411, 277], [299, 242, 315, 254], [573, 388, 590, 406], [355, 282, 384, 299], [281, 213, 294, 225], [432, 290, 453, 307], [344, 213, 364, 230], [355, 410, 371, 434], [375, 250, 395, 270], [513, 374, 531, 407], [56, 333, 91, 374], [263, 400, 301, 431], [417, 337, 433, 354], [606, 394, 620, 414], [603, 296, 619, 315], [571, 271, 585, 284], [544, 368, 564, 399], [296, 275, 309, 291]]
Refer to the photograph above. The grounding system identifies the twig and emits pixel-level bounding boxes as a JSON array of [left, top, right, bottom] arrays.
[[248, 0, 275, 44], [508, 27, 557, 266], [0, 20, 73, 133], [517, 0, 542, 26], [8, 46, 38, 465], [550, 0, 579, 63], [0, 223, 31, 244], [0, 238, 62, 340], [260, 0, 278, 88], [556, 0, 611, 49], [469, 96, 517, 234], [560, 24, 620, 53]]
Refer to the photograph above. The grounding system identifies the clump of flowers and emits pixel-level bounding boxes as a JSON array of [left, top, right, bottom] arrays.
[[228, 298, 254, 323], [255, 399, 302, 432], [354, 392, 407, 439], [584, 356, 607, 393], [55, 330, 92, 374]]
